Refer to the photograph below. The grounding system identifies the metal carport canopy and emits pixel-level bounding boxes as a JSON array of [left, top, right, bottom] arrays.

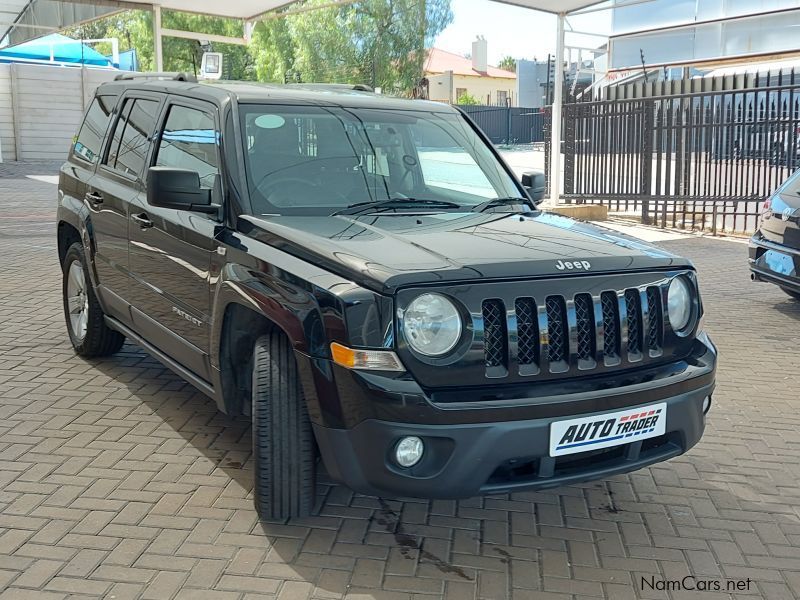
[[488, 0, 608, 203]]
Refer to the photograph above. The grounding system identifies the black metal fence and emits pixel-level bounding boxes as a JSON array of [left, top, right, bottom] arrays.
[[458, 105, 546, 145], [562, 72, 800, 234]]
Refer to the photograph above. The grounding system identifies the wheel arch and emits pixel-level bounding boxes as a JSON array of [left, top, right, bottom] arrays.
[[217, 300, 282, 417], [57, 221, 82, 267]]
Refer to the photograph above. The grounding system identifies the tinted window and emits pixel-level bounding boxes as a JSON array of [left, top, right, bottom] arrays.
[[155, 104, 219, 190], [73, 95, 116, 163], [104, 98, 159, 178]]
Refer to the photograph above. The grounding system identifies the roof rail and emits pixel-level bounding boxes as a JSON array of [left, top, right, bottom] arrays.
[[287, 83, 374, 92], [113, 72, 198, 83]]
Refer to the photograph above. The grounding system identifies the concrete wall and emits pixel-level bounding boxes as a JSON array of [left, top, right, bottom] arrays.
[[0, 63, 119, 162]]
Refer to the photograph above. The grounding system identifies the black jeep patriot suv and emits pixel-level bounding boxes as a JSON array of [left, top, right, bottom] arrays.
[[58, 75, 717, 519]]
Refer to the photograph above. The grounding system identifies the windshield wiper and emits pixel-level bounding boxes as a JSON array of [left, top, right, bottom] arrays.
[[332, 198, 462, 216], [471, 197, 533, 213]]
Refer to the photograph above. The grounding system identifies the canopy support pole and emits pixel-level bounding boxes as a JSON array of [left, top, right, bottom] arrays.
[[549, 11, 565, 205], [153, 4, 163, 71]]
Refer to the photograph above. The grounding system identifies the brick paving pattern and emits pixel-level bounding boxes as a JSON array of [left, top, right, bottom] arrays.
[[1, 161, 799, 599]]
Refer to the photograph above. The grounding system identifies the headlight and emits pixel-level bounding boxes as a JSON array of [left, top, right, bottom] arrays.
[[402, 293, 462, 356], [667, 277, 693, 333]]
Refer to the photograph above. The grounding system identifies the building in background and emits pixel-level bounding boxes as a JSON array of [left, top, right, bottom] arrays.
[[425, 37, 516, 105], [609, 0, 800, 77], [515, 59, 549, 108]]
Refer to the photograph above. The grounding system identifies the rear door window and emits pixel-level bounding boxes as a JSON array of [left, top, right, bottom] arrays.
[[103, 97, 160, 179], [73, 95, 116, 163]]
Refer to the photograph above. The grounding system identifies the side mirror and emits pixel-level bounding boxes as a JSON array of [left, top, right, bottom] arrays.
[[147, 167, 217, 213], [521, 170, 546, 205]]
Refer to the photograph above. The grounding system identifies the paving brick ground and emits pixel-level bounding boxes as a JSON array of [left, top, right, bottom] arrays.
[[1, 161, 799, 600]]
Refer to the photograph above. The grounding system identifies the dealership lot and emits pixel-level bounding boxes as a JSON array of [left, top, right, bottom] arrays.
[[1, 161, 799, 599]]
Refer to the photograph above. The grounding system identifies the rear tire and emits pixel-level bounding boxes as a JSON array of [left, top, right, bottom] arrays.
[[781, 287, 800, 301], [62, 242, 125, 357], [251, 333, 316, 520]]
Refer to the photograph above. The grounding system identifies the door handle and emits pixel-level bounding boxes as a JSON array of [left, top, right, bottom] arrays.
[[85, 191, 103, 204], [131, 213, 154, 229]]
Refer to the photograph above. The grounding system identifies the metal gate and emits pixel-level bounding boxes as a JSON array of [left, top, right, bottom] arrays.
[[561, 72, 800, 235], [458, 105, 546, 145]]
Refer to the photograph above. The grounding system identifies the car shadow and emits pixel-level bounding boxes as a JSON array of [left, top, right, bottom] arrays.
[[85, 341, 479, 588], [89, 344, 255, 490], [772, 297, 800, 321]]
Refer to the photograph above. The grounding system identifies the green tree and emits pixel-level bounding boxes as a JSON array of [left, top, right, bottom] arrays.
[[66, 10, 255, 78], [64, 0, 452, 94], [498, 55, 516, 72], [456, 91, 479, 105]]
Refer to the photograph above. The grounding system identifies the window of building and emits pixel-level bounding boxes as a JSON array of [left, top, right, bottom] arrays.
[[455, 88, 468, 101], [104, 98, 159, 179], [497, 90, 508, 106], [73, 95, 116, 163]]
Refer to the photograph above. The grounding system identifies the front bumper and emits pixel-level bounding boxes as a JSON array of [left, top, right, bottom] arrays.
[[749, 233, 800, 293], [310, 335, 717, 499]]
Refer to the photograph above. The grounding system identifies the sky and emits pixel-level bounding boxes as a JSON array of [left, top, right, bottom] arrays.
[[433, 0, 613, 66]]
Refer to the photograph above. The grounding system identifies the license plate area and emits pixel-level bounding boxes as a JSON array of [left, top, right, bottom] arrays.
[[761, 250, 796, 276], [549, 403, 667, 457]]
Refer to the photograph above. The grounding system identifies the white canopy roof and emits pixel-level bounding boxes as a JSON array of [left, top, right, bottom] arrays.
[[488, 0, 606, 14], [100, 0, 297, 21]]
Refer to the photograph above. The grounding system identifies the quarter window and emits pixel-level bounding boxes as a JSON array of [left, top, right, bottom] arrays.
[[155, 104, 220, 191], [104, 98, 159, 178], [73, 95, 116, 163]]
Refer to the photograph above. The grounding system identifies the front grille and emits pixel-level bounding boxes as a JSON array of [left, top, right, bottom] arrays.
[[496, 284, 666, 377]]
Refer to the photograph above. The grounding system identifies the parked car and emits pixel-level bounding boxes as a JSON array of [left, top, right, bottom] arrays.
[[58, 74, 717, 520], [749, 169, 800, 300]]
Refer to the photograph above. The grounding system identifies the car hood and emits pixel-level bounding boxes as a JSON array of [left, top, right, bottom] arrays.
[[238, 211, 691, 294]]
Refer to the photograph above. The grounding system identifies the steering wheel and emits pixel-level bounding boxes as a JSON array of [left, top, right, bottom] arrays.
[[257, 176, 349, 208]]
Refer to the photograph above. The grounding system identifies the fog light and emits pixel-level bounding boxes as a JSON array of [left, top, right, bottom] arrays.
[[702, 396, 712, 414], [395, 436, 424, 468]]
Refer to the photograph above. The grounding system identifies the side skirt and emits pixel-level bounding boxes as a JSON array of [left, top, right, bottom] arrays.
[[104, 315, 220, 403]]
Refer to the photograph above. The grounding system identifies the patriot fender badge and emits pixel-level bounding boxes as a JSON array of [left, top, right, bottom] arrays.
[[549, 403, 667, 457]]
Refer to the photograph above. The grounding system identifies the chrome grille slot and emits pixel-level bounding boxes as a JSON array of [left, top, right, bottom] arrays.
[[624, 288, 643, 359], [646, 286, 663, 354], [601, 291, 621, 363], [574, 293, 596, 368], [515, 298, 540, 376], [545, 295, 569, 369], [482, 299, 507, 376]]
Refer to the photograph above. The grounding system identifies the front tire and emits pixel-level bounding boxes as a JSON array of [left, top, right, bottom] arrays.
[[252, 333, 316, 520], [781, 287, 800, 301], [62, 242, 125, 357]]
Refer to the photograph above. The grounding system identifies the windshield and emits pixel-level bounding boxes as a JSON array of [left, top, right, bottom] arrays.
[[239, 104, 522, 216]]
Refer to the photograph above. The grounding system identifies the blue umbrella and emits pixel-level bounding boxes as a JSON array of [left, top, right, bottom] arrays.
[[0, 33, 113, 67]]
